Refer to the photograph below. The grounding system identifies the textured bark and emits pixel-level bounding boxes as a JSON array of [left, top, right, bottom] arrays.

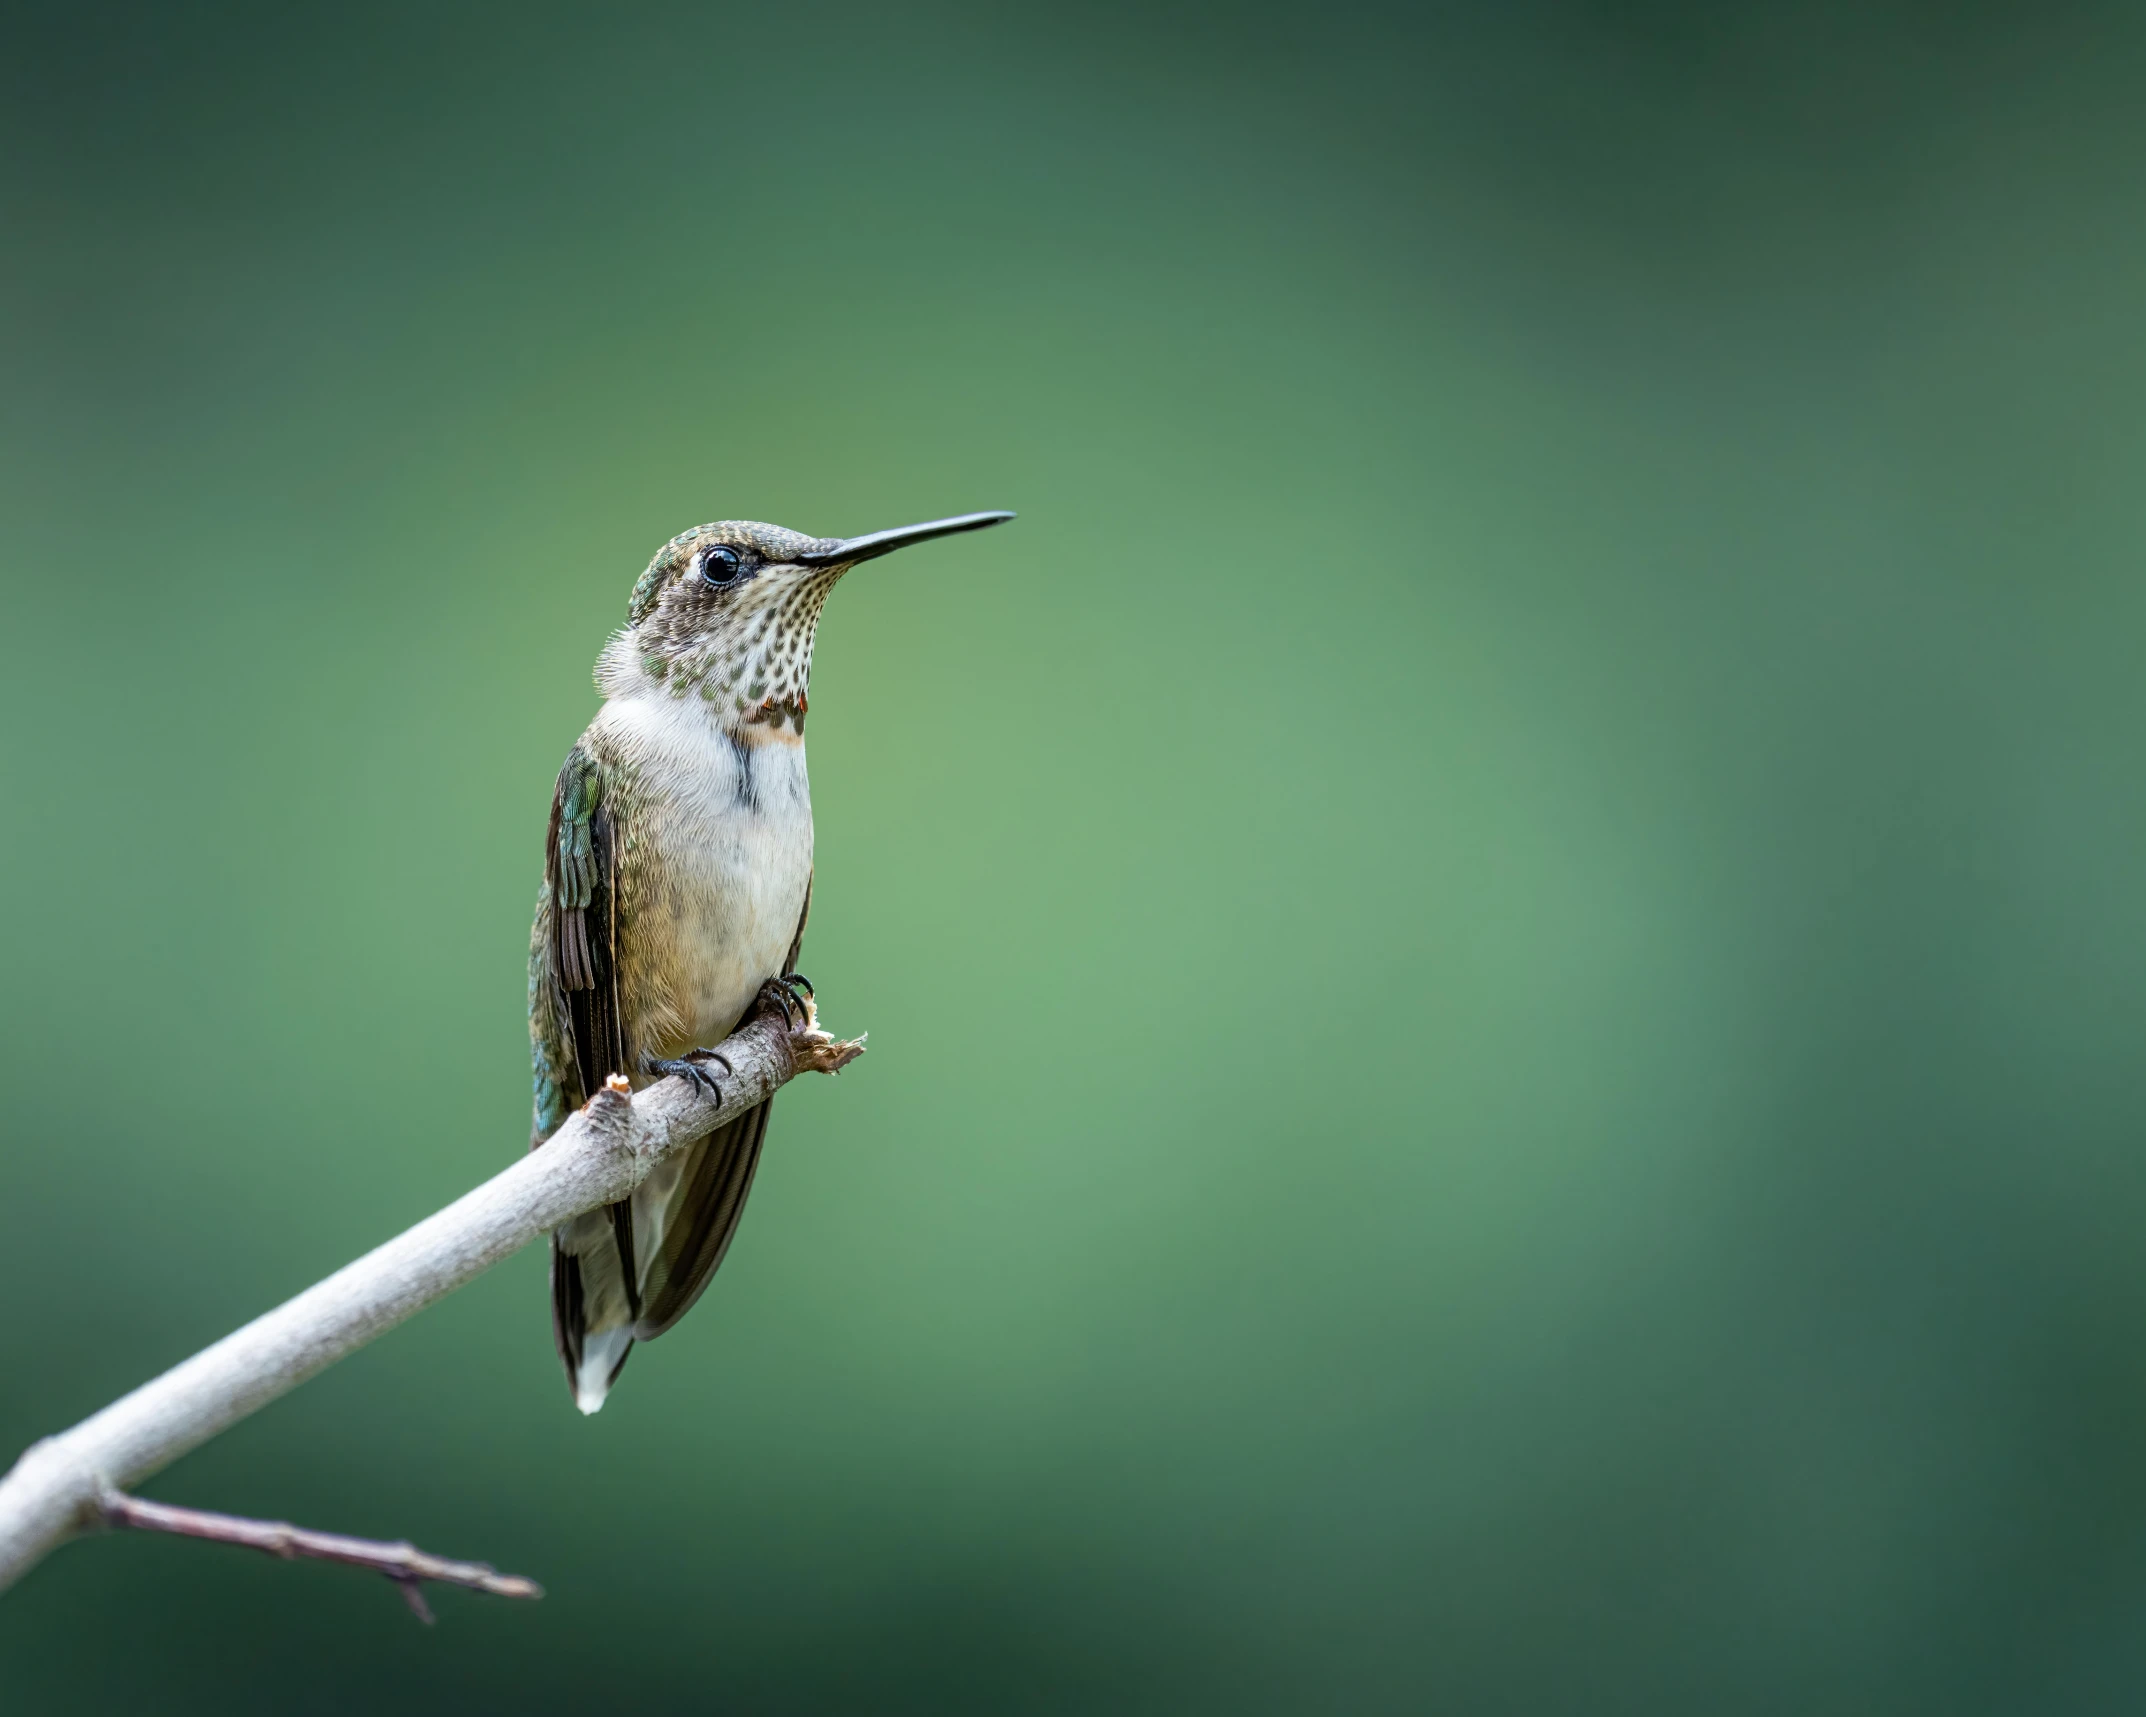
[[0, 1009, 864, 1597]]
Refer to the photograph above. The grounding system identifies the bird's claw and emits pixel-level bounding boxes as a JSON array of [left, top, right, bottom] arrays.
[[756, 973, 816, 1031], [645, 1049, 731, 1102]]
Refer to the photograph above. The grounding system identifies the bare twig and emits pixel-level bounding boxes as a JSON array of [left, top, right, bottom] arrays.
[[0, 1007, 866, 1597], [100, 1489, 543, 1623]]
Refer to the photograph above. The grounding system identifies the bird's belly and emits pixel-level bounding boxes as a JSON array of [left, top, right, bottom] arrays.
[[638, 739, 814, 1058]]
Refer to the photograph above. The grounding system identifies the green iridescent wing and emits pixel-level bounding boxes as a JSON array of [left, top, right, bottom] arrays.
[[532, 745, 625, 1126], [531, 745, 637, 1398]]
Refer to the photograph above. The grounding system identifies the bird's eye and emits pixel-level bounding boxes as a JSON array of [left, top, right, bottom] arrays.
[[699, 545, 744, 586]]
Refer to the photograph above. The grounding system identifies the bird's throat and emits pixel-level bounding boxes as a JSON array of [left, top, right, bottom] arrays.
[[598, 630, 817, 738]]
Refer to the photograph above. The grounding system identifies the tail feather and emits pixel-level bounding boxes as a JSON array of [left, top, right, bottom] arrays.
[[548, 1098, 774, 1410], [573, 1327, 633, 1415], [550, 1206, 637, 1413]]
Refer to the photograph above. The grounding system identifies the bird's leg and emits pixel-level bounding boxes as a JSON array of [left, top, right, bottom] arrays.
[[755, 972, 816, 1032], [642, 1047, 732, 1102]]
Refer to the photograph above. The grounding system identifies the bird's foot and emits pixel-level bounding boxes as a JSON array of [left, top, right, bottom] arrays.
[[755, 974, 863, 1073], [644, 1048, 732, 1102], [756, 972, 817, 1032]]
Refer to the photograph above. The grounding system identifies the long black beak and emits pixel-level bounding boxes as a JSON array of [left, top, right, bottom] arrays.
[[797, 510, 1016, 567]]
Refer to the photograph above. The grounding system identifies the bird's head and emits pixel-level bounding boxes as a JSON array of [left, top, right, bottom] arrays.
[[600, 511, 1014, 731]]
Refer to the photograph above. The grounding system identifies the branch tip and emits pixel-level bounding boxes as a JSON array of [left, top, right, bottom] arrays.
[[793, 1029, 867, 1076]]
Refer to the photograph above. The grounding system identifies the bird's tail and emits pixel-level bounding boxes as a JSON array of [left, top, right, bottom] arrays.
[[551, 1211, 636, 1414]]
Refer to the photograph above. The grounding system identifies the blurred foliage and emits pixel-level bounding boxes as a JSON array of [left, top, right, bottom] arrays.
[[6, 1, 2146, 1710]]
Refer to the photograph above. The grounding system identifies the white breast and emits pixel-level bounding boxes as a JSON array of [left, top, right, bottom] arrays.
[[593, 691, 814, 1054]]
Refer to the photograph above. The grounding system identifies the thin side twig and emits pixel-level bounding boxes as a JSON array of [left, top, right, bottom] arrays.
[[100, 1490, 542, 1623]]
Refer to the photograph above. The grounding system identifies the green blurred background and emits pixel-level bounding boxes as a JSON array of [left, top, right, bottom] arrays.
[[6, 1, 2146, 1708]]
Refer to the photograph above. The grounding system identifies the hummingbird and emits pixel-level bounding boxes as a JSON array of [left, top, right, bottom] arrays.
[[528, 509, 1015, 1413]]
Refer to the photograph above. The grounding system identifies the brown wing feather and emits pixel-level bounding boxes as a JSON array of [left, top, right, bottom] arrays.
[[540, 752, 634, 1393], [633, 1099, 774, 1338], [562, 800, 625, 1101]]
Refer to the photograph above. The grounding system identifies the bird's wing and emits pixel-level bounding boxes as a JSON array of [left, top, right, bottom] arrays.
[[632, 873, 812, 1339], [533, 745, 626, 1119], [530, 745, 637, 1403], [632, 1102, 773, 1338]]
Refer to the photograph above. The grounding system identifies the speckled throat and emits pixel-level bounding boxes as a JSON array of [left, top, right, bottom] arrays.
[[647, 562, 840, 732], [600, 521, 849, 734]]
